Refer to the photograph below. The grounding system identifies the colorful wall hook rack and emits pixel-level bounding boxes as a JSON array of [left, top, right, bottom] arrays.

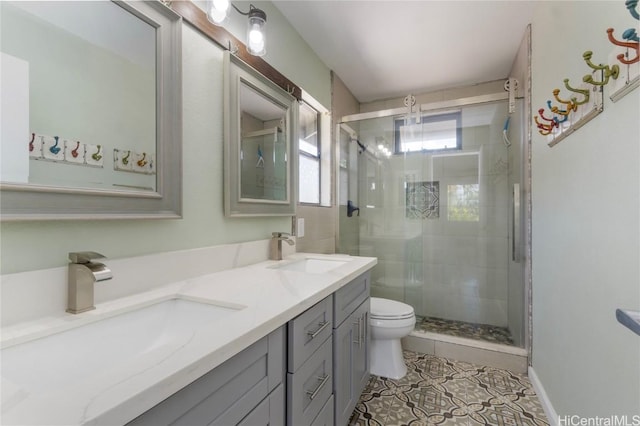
[[113, 148, 156, 175], [536, 1, 639, 147], [29, 132, 103, 168]]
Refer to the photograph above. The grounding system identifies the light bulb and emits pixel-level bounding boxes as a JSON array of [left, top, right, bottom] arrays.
[[208, 8, 227, 24], [249, 26, 264, 45], [213, 0, 229, 12], [246, 8, 266, 56], [206, 0, 229, 25]]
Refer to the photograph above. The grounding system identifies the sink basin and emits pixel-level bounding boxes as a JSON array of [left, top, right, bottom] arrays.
[[1, 298, 243, 393], [275, 258, 350, 274]]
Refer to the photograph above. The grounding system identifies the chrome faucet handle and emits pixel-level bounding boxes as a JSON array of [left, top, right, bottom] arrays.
[[272, 232, 291, 238], [69, 251, 107, 264]]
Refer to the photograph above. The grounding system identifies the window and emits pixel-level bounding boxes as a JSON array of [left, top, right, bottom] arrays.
[[394, 111, 462, 153], [447, 184, 480, 221], [299, 100, 320, 204], [298, 91, 331, 206]]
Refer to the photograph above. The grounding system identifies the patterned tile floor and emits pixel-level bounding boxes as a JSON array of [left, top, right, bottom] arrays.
[[349, 351, 549, 426], [415, 316, 515, 346]]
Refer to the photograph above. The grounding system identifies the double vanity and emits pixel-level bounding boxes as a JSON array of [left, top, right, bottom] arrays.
[[0, 248, 376, 425]]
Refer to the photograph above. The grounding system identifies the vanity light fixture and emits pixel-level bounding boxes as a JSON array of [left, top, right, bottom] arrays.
[[206, 1, 267, 56]]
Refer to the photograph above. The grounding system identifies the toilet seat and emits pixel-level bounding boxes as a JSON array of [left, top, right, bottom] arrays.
[[370, 297, 415, 320]]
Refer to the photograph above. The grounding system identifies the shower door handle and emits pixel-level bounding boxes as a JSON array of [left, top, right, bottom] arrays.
[[512, 183, 521, 263]]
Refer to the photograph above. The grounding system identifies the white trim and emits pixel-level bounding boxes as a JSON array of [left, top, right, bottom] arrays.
[[410, 329, 528, 356], [528, 366, 558, 426], [300, 88, 328, 113]]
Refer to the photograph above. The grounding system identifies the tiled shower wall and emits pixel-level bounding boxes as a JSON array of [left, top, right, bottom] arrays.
[[358, 100, 511, 327]]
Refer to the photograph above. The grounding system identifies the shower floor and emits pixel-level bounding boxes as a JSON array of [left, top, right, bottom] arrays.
[[415, 315, 515, 346]]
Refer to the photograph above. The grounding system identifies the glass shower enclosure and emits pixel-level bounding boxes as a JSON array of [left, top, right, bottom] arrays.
[[337, 94, 526, 348]]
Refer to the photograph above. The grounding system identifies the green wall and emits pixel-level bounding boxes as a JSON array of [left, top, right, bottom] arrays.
[[0, 2, 331, 274], [531, 1, 640, 417]]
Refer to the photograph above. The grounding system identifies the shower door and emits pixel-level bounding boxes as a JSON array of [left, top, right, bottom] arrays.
[[336, 98, 525, 347]]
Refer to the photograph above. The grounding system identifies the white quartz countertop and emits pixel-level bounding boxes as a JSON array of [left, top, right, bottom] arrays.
[[0, 253, 376, 425]]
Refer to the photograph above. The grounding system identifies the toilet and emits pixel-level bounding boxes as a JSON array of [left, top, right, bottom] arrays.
[[369, 297, 416, 380]]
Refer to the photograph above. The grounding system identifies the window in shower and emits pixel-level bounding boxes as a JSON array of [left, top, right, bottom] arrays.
[[447, 184, 480, 221], [394, 111, 462, 153]]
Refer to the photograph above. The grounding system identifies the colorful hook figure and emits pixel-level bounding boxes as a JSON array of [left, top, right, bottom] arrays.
[[624, 28, 640, 42], [534, 116, 555, 135], [92, 145, 102, 162], [71, 141, 81, 158], [122, 150, 131, 165], [563, 79, 590, 105], [626, 0, 639, 20], [546, 100, 570, 123], [606, 28, 640, 65], [137, 152, 147, 167], [29, 133, 35, 152], [49, 136, 61, 155], [582, 51, 620, 86], [534, 108, 558, 135], [552, 89, 579, 114]]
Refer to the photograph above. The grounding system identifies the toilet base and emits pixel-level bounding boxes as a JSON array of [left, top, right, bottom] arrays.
[[370, 337, 407, 380]]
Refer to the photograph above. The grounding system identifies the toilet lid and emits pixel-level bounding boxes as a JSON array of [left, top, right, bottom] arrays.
[[370, 297, 415, 319]]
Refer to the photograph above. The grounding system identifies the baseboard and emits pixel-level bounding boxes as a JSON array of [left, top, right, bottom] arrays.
[[528, 366, 558, 426]]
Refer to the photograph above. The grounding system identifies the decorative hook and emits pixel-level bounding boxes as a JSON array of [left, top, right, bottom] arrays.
[[546, 100, 571, 121], [626, 0, 639, 20], [606, 28, 639, 64], [552, 89, 578, 113], [537, 108, 558, 126], [534, 116, 554, 135], [92, 145, 102, 162], [534, 112, 557, 135], [563, 79, 590, 105], [29, 133, 35, 152], [122, 150, 131, 165], [49, 136, 61, 155], [71, 141, 81, 158], [624, 28, 640, 42], [582, 51, 619, 86], [137, 152, 147, 167]]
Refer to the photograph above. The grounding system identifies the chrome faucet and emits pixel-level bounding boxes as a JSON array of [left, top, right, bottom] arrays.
[[270, 232, 295, 261], [67, 251, 113, 314]]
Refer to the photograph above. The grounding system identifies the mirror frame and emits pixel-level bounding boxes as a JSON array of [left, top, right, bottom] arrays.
[[0, 1, 182, 221], [224, 52, 298, 217]]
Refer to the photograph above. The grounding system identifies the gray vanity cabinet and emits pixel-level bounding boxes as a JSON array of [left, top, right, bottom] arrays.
[[332, 273, 371, 426], [287, 295, 334, 426], [127, 326, 285, 426], [127, 271, 372, 426]]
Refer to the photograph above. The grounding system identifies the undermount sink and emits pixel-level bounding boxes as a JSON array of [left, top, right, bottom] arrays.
[[1, 298, 244, 393], [275, 257, 350, 274]]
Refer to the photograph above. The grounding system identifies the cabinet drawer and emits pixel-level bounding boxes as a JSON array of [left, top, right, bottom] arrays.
[[287, 337, 333, 426], [288, 295, 333, 372], [128, 326, 285, 426], [237, 383, 285, 426], [311, 395, 334, 426], [333, 272, 370, 327]]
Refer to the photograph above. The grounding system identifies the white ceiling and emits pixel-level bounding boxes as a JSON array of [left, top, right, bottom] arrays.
[[273, 1, 535, 103]]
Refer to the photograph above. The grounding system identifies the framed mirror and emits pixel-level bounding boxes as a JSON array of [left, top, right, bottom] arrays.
[[0, 1, 182, 221], [224, 52, 297, 217]]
